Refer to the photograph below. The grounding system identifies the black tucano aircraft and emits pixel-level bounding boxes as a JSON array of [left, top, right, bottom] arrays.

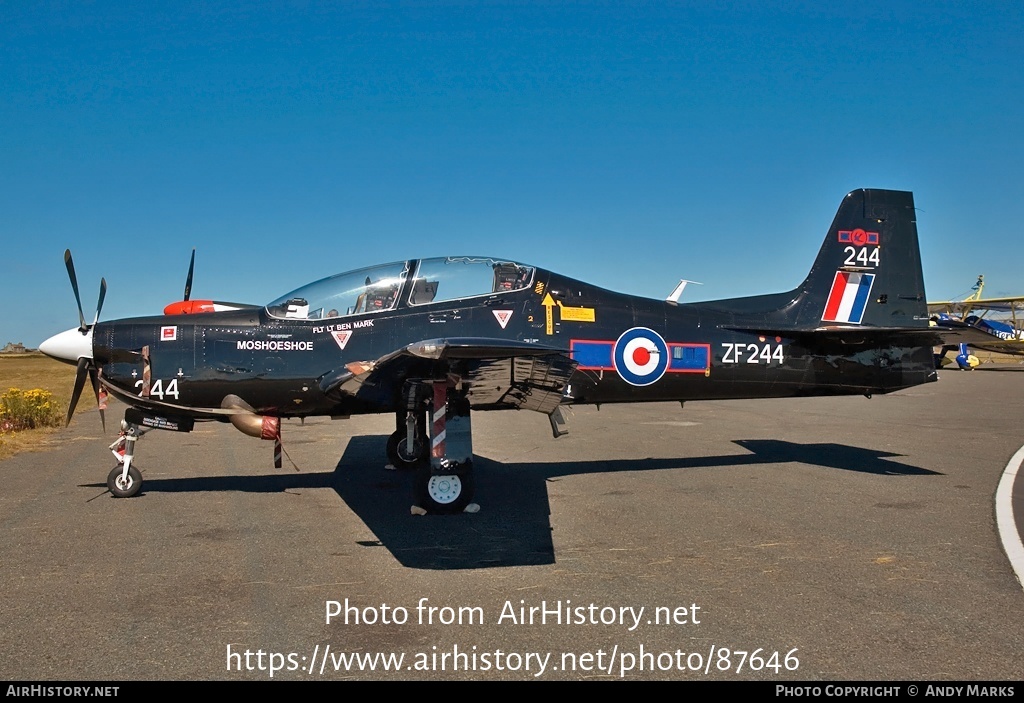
[[40, 188, 981, 513]]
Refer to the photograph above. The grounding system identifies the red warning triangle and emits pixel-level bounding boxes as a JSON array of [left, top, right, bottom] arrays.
[[492, 310, 513, 329], [331, 330, 352, 350]]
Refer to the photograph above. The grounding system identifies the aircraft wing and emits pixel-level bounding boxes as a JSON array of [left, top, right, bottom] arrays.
[[318, 337, 577, 414], [928, 297, 1024, 314], [965, 340, 1024, 355], [927, 301, 960, 314]]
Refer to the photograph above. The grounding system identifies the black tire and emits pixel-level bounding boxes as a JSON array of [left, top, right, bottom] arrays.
[[413, 463, 474, 514], [386, 430, 425, 469], [107, 465, 142, 498]]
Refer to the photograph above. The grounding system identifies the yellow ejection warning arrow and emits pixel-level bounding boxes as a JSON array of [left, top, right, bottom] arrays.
[[542, 293, 556, 335]]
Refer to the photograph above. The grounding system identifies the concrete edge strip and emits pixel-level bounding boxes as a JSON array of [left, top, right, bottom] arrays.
[[995, 443, 1024, 591]]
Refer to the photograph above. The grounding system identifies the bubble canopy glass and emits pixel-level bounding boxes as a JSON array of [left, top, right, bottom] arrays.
[[265, 257, 535, 320], [266, 261, 410, 320]]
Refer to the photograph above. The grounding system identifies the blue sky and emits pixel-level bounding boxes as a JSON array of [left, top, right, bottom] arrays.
[[2, 2, 1022, 346]]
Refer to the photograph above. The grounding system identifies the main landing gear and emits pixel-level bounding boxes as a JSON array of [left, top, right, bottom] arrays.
[[386, 408, 427, 470], [106, 420, 151, 498], [390, 379, 478, 514]]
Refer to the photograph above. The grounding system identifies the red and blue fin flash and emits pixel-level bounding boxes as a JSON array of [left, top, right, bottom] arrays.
[[822, 272, 875, 324]]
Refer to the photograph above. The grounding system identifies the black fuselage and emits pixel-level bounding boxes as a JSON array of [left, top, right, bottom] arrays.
[[91, 264, 936, 423]]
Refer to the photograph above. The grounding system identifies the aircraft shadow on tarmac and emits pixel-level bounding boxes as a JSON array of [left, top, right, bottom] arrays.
[[84, 436, 940, 570]]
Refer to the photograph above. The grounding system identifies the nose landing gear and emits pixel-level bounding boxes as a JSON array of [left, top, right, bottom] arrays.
[[106, 420, 149, 498]]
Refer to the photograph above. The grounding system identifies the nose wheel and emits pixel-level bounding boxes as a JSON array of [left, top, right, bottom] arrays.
[[105, 418, 147, 498], [107, 465, 142, 498]]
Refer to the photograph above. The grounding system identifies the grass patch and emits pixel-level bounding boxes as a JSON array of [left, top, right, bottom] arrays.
[[0, 354, 83, 460], [0, 424, 70, 461], [0, 353, 79, 393]]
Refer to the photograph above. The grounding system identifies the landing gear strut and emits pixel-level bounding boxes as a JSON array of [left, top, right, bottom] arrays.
[[106, 420, 149, 498], [410, 379, 477, 514], [386, 408, 428, 469]]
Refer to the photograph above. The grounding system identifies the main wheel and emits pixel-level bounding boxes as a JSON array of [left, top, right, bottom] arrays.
[[107, 465, 142, 498], [386, 430, 425, 469], [413, 464, 475, 514]]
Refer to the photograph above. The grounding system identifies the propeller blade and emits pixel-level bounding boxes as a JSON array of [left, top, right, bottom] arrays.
[[92, 278, 107, 328], [183, 248, 195, 301], [64, 249, 87, 332], [67, 357, 89, 426], [87, 366, 106, 433]]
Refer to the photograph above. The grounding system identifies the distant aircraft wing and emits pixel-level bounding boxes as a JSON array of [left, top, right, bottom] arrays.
[[927, 301, 960, 314], [319, 338, 576, 414], [960, 296, 1024, 306], [966, 340, 1024, 354], [928, 296, 1024, 314]]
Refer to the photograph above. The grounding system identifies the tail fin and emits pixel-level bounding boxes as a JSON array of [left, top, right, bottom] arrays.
[[789, 189, 928, 329]]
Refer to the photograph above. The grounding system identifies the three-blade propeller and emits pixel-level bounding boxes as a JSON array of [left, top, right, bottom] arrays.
[[183, 247, 195, 302], [62, 249, 106, 431]]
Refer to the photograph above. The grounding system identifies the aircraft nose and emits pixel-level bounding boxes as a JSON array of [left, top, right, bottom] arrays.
[[39, 327, 93, 365]]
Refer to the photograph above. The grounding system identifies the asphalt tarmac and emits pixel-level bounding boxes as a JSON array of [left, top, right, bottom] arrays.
[[2, 366, 1023, 681]]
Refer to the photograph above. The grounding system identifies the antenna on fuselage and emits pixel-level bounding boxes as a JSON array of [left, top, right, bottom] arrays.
[[666, 279, 703, 305]]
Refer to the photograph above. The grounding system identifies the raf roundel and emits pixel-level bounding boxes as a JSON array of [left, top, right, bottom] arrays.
[[613, 327, 669, 386]]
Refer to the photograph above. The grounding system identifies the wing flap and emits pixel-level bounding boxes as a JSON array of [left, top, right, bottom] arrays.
[[404, 337, 569, 360], [462, 355, 576, 414], [319, 337, 576, 413]]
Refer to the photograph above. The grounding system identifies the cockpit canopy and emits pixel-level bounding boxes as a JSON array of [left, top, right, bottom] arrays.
[[266, 256, 535, 320]]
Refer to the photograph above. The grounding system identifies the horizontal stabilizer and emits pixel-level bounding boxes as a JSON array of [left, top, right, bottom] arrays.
[[724, 322, 997, 347]]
